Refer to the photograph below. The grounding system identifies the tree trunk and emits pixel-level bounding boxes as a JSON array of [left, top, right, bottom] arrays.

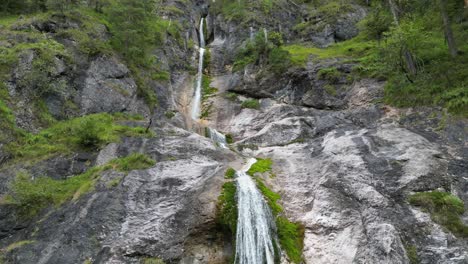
[[439, 0, 458, 57], [388, 0, 400, 25]]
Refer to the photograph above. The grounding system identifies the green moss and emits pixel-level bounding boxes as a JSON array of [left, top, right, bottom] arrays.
[[103, 153, 155, 172], [4, 240, 35, 252], [405, 245, 420, 264], [409, 191, 468, 237], [216, 182, 238, 237], [6, 113, 153, 163], [202, 74, 218, 100], [225, 134, 234, 144], [225, 167, 236, 179], [324, 84, 337, 96], [6, 153, 154, 218], [241, 99, 260, 109], [247, 158, 272, 176], [254, 175, 304, 263], [284, 36, 377, 67], [142, 257, 165, 264], [254, 178, 282, 215], [317, 67, 341, 83], [225, 92, 239, 102], [276, 217, 305, 264]]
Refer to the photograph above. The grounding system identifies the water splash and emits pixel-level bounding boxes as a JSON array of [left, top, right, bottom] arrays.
[[191, 18, 206, 120], [235, 158, 277, 264], [207, 127, 229, 149]]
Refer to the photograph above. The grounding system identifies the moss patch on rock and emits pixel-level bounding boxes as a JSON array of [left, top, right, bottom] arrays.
[[409, 191, 468, 237]]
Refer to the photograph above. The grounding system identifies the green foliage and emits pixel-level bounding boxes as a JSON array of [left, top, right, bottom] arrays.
[[358, 2, 393, 40], [6, 113, 153, 163], [225, 134, 234, 144], [7, 153, 154, 218], [216, 182, 238, 237], [405, 245, 420, 264], [247, 158, 273, 176], [254, 178, 282, 215], [202, 74, 218, 100], [317, 67, 341, 83], [409, 191, 468, 237], [225, 167, 236, 179], [324, 84, 337, 96], [233, 31, 290, 73], [143, 258, 165, 264], [276, 217, 305, 264], [225, 92, 239, 102], [103, 153, 155, 172], [254, 175, 304, 263], [241, 99, 260, 109]]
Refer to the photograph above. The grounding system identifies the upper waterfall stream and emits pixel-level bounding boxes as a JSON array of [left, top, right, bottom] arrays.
[[191, 18, 205, 120], [190, 17, 278, 264]]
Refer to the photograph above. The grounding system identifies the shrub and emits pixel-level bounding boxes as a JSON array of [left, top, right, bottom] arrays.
[[317, 67, 341, 83], [225, 167, 236, 179], [241, 99, 260, 109]]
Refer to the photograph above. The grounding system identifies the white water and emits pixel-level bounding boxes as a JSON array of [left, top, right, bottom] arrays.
[[191, 18, 206, 120], [235, 158, 277, 264], [207, 127, 229, 149]]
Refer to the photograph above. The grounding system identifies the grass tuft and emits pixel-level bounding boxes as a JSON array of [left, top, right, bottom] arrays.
[[409, 191, 468, 237]]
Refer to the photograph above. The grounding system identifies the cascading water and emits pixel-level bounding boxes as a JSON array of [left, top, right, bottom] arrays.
[[191, 18, 206, 120], [207, 127, 229, 149], [189, 17, 278, 264], [235, 158, 277, 264]]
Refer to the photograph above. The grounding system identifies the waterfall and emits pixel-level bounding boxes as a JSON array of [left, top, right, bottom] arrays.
[[235, 158, 277, 264], [207, 127, 229, 149], [191, 18, 206, 120], [249, 27, 254, 41], [263, 28, 268, 42]]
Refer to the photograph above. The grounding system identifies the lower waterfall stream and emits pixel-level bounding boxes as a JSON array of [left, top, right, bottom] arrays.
[[235, 158, 277, 264]]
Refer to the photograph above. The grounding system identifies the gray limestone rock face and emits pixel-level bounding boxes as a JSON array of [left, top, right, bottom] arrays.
[[80, 56, 138, 114], [0, 126, 236, 263]]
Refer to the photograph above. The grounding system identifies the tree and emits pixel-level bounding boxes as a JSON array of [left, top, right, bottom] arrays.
[[438, 0, 458, 57], [106, 0, 156, 66]]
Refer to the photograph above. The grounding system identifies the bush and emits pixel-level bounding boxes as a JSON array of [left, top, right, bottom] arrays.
[[75, 117, 106, 148], [225, 167, 236, 179], [241, 99, 260, 109], [317, 67, 341, 83]]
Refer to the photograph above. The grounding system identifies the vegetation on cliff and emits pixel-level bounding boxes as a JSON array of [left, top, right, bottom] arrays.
[[409, 191, 468, 237], [4, 153, 155, 218]]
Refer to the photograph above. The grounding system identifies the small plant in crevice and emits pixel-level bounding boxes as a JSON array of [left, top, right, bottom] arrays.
[[241, 99, 260, 109], [225, 167, 236, 179], [215, 182, 238, 242], [405, 244, 420, 264], [409, 191, 468, 238]]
